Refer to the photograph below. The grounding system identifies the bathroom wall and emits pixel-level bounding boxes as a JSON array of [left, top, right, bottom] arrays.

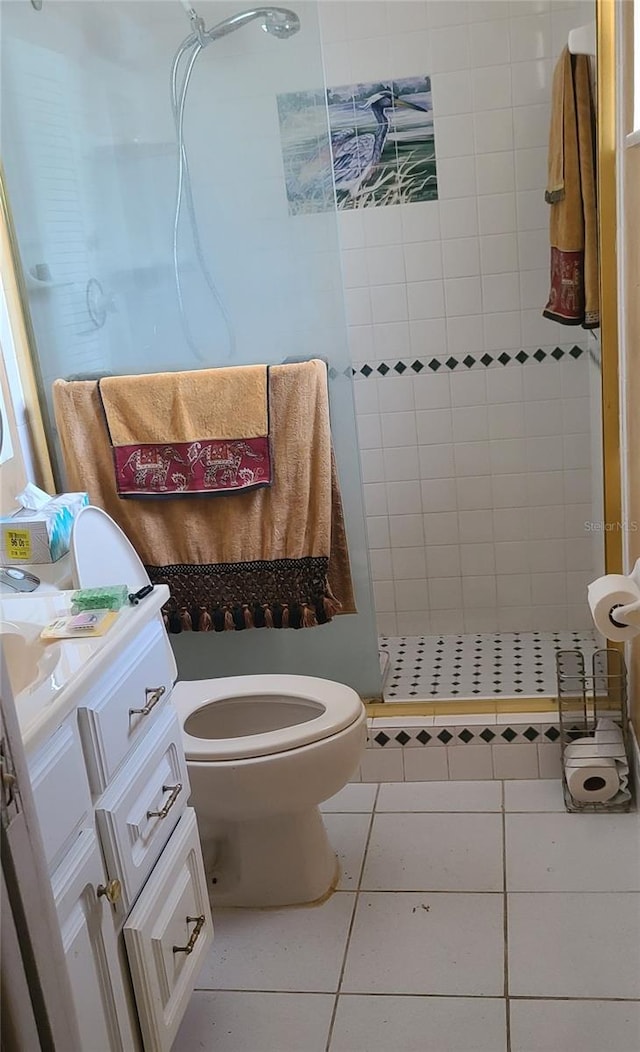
[[319, 0, 599, 636]]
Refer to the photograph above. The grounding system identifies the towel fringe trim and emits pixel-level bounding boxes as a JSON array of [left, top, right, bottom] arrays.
[[162, 596, 340, 633], [149, 555, 342, 633]]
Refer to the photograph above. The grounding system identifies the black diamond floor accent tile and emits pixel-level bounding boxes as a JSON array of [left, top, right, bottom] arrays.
[[394, 361, 407, 374], [533, 349, 546, 361], [458, 729, 474, 743], [501, 728, 517, 742], [545, 726, 560, 741], [498, 352, 511, 365], [377, 363, 389, 375], [523, 727, 540, 741], [437, 730, 453, 743], [570, 345, 583, 358], [428, 358, 442, 371], [463, 355, 475, 368], [360, 364, 372, 377], [480, 729, 496, 742], [551, 347, 564, 360], [411, 360, 424, 372], [515, 350, 528, 363], [481, 354, 493, 366], [395, 731, 411, 745], [416, 730, 432, 745], [374, 731, 390, 746], [446, 357, 458, 370]]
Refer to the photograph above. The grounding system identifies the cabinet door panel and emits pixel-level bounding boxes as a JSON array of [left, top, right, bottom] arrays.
[[53, 830, 138, 1051], [28, 716, 92, 872], [124, 809, 213, 1052], [96, 705, 189, 915]]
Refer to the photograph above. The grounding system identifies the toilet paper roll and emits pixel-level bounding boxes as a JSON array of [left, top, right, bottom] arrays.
[[565, 760, 620, 803], [588, 575, 640, 641]]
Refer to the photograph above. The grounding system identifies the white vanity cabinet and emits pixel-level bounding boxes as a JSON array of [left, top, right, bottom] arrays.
[[25, 604, 213, 1051]]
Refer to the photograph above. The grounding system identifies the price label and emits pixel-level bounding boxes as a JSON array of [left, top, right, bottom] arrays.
[[5, 529, 31, 561]]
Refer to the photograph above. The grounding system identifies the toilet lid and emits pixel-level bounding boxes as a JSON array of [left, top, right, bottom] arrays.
[[172, 675, 364, 761], [71, 506, 151, 591]]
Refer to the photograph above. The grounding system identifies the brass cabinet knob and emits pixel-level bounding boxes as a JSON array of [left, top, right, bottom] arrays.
[[97, 878, 122, 904]]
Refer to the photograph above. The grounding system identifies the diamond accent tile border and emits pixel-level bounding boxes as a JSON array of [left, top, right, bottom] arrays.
[[352, 345, 584, 379], [366, 722, 562, 748], [380, 630, 598, 700]]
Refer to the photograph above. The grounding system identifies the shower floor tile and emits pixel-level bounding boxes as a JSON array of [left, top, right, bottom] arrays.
[[380, 630, 598, 701]]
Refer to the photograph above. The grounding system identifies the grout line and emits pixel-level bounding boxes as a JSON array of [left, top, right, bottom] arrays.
[[192, 987, 640, 1001], [324, 783, 380, 1052]]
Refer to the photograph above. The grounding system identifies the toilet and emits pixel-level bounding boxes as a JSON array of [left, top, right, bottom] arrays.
[[71, 507, 366, 907]]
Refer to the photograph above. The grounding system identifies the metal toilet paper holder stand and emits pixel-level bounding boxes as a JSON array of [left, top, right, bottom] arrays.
[[555, 648, 632, 813]]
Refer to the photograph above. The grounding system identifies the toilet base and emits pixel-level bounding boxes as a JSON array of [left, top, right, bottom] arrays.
[[203, 806, 338, 908]]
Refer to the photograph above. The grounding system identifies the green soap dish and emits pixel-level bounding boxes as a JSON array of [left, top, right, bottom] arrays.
[[71, 585, 129, 613]]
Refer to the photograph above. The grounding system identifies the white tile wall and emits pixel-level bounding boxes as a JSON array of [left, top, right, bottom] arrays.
[[321, 0, 598, 636]]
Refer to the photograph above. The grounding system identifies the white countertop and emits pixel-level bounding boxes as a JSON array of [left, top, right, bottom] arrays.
[[1, 584, 170, 755]]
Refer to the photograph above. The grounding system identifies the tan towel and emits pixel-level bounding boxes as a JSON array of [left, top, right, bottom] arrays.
[[544, 47, 599, 329], [53, 360, 356, 631], [97, 365, 271, 498]]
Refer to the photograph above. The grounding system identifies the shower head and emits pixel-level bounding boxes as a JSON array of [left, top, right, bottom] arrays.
[[260, 8, 300, 38], [204, 8, 300, 42]]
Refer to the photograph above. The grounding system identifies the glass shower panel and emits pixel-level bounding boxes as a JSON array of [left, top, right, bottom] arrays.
[[0, 0, 381, 697]]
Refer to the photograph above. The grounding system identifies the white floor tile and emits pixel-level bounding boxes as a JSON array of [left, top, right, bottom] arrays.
[[362, 813, 503, 891], [504, 779, 565, 812], [323, 813, 370, 890], [510, 999, 640, 1052], [342, 892, 504, 995], [492, 743, 539, 779], [447, 744, 494, 779], [508, 892, 640, 998], [360, 749, 404, 782], [321, 784, 378, 813], [195, 893, 355, 993], [537, 742, 562, 778], [402, 747, 449, 781], [377, 780, 502, 812], [330, 995, 507, 1052], [174, 991, 334, 1051], [506, 813, 640, 891]]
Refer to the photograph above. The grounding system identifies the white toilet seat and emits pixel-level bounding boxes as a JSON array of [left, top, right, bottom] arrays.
[[172, 674, 363, 762]]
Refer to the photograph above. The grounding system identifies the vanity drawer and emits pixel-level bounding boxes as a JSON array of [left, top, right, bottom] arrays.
[[96, 705, 189, 916], [29, 716, 92, 873], [77, 618, 175, 793], [124, 808, 213, 1052]]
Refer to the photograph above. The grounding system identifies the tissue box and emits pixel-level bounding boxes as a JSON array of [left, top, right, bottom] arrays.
[[1, 492, 89, 563]]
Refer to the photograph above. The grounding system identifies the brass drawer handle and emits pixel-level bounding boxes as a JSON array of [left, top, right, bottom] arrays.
[[147, 783, 182, 819], [97, 878, 122, 905], [129, 685, 166, 717], [173, 915, 205, 955]]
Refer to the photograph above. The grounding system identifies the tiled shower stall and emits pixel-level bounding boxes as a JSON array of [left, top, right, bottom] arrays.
[[317, 0, 602, 699]]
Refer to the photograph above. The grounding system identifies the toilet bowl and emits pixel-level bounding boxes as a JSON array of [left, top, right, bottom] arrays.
[[174, 674, 365, 906], [71, 506, 367, 907]]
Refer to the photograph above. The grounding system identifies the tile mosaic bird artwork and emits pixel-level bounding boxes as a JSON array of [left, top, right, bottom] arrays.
[[277, 76, 438, 214]]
